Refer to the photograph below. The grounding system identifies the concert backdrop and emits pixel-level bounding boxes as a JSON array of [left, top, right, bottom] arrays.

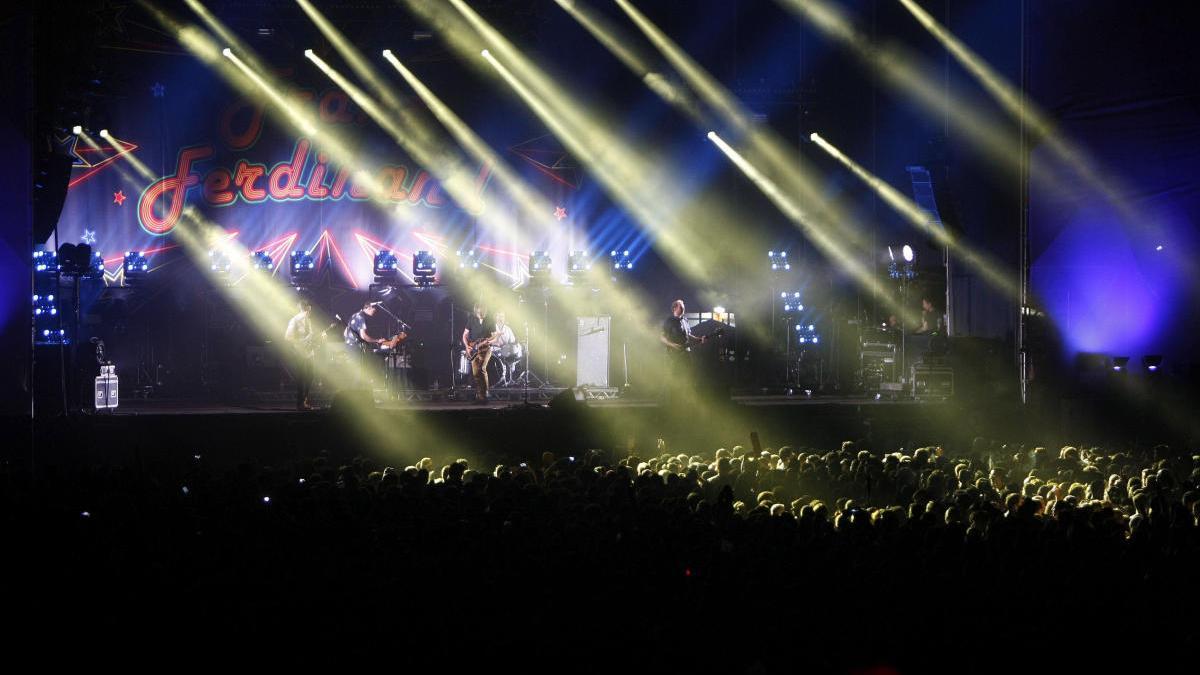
[[52, 54, 631, 293]]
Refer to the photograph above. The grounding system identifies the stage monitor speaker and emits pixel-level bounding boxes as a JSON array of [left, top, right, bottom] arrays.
[[576, 316, 610, 387], [549, 386, 585, 410]]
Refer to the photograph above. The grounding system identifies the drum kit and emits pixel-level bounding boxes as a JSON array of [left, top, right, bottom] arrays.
[[458, 340, 525, 387]]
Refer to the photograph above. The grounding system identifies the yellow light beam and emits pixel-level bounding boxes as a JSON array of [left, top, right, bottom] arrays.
[[381, 50, 564, 247], [708, 131, 916, 325], [810, 131, 1018, 298], [82, 130, 473, 464]]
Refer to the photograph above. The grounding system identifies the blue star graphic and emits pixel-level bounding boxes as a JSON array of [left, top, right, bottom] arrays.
[[151, 82, 165, 98], [82, 229, 97, 245]]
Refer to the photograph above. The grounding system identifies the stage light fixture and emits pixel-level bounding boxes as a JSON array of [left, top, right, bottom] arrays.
[[413, 250, 437, 286], [1112, 356, 1130, 372], [72, 125, 82, 135], [794, 322, 820, 345], [456, 248, 481, 270], [781, 291, 804, 314], [609, 249, 633, 273], [528, 250, 552, 282], [87, 251, 104, 278], [567, 250, 591, 283], [99, 129, 109, 138], [222, 47, 233, 57], [768, 250, 791, 271], [33, 250, 58, 273], [373, 249, 399, 280], [290, 250, 316, 286], [123, 251, 148, 282], [250, 251, 275, 271], [209, 249, 231, 275], [1143, 355, 1162, 372], [887, 245, 916, 280]]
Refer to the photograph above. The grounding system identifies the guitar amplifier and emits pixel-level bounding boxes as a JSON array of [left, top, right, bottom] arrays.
[[576, 316, 610, 387], [911, 364, 953, 399], [94, 365, 119, 410]]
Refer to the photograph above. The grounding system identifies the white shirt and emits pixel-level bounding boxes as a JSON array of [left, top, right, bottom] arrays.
[[494, 323, 518, 347]]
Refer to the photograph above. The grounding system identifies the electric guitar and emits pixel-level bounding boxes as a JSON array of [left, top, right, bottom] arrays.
[[669, 327, 725, 353], [464, 336, 494, 360], [295, 320, 341, 358]]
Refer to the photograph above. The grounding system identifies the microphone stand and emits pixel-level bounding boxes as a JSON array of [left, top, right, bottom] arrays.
[[372, 303, 410, 399]]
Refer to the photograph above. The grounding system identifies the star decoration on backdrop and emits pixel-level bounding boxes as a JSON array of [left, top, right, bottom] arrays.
[[113, 190, 126, 206], [554, 206, 567, 221], [151, 82, 165, 98], [82, 229, 97, 245], [55, 133, 87, 165]]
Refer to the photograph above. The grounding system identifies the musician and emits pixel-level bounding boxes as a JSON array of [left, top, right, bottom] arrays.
[[492, 312, 521, 384], [916, 297, 942, 334], [660, 299, 707, 355], [284, 297, 315, 410], [344, 301, 385, 350], [493, 312, 519, 352], [462, 302, 499, 402]]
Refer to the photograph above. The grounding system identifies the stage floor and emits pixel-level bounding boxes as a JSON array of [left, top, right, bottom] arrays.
[[99, 392, 938, 415]]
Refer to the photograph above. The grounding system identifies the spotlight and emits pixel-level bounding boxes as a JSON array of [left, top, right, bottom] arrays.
[[567, 250, 591, 283], [34, 249, 59, 274], [528, 250, 552, 282], [1142, 355, 1162, 372], [1155, 244, 1164, 252], [1112, 356, 1129, 372], [794, 322, 820, 346], [781, 291, 804, 314], [88, 251, 103, 278], [123, 251, 149, 282], [609, 250, 633, 274], [72, 125, 82, 135], [250, 251, 275, 271], [222, 47, 233, 57], [456, 248, 481, 270], [413, 250, 437, 286], [99, 129, 109, 138], [768, 250, 790, 271], [382, 49, 393, 58], [209, 249, 232, 275], [887, 245, 916, 280], [290, 250, 316, 286], [373, 250, 399, 281], [303, 49, 314, 58]]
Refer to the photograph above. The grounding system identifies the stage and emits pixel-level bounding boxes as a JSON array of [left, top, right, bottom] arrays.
[[17, 390, 1037, 472]]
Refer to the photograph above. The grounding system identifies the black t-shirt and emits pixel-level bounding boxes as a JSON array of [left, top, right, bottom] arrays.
[[662, 315, 691, 348], [466, 315, 496, 344]]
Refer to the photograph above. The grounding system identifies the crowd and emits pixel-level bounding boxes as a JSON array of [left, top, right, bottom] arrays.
[[3, 435, 1197, 671]]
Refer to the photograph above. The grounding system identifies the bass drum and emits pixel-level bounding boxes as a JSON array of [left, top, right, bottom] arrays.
[[499, 342, 523, 360]]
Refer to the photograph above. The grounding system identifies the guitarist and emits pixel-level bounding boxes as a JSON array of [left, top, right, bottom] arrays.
[[462, 302, 499, 403], [285, 297, 317, 410]]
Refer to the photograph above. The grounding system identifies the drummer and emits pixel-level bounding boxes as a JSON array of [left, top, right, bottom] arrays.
[[493, 312, 520, 357], [492, 312, 522, 385]]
